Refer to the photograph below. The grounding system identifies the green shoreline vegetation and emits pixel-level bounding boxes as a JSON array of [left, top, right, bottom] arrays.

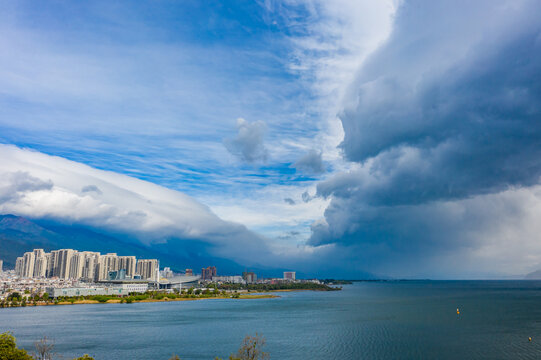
[[0, 289, 277, 308], [1, 282, 339, 309], [0, 331, 269, 360]]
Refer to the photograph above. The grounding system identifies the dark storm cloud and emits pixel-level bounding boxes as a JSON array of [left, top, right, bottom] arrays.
[[293, 150, 325, 175], [310, 0, 541, 276]]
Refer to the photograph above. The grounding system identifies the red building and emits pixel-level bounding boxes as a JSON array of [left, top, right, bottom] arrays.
[[201, 266, 216, 280]]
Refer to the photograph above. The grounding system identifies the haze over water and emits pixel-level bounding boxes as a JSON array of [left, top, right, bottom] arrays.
[[3, 282, 541, 359]]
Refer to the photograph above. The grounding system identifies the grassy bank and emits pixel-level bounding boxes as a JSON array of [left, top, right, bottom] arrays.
[[0, 291, 278, 309]]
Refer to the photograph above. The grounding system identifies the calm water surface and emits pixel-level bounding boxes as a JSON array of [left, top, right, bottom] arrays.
[[2, 281, 541, 359]]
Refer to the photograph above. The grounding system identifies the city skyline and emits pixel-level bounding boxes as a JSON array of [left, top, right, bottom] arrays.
[[13, 248, 158, 282]]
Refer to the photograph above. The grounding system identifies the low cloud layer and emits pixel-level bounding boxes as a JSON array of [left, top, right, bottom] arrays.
[[224, 118, 268, 163], [311, 0, 541, 277], [0, 144, 272, 266]]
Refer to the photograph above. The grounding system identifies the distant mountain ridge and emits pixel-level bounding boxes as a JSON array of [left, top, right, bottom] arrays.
[[0, 214, 56, 237], [0, 214, 246, 274], [524, 270, 541, 280]]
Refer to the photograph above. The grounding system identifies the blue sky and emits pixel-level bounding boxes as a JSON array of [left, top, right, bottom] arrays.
[[2, 0, 541, 278], [0, 0, 332, 238]]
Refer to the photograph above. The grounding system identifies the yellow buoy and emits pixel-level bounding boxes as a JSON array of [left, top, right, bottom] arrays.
[[529, 337, 532, 342], [456, 308, 460, 315]]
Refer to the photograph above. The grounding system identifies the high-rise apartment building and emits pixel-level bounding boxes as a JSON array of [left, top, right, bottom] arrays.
[[136, 259, 159, 281], [81, 251, 100, 281], [201, 266, 217, 281], [119, 256, 136, 277], [22, 251, 36, 278], [97, 253, 119, 281], [242, 271, 257, 284], [13, 248, 158, 282], [283, 271, 296, 281], [15, 257, 23, 276], [55, 249, 76, 279], [69, 252, 86, 280]]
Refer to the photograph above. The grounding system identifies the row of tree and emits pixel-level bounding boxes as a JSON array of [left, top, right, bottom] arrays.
[[1, 288, 245, 308], [1, 292, 51, 308]]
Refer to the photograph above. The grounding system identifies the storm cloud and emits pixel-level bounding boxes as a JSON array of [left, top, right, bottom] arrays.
[[311, 0, 541, 277]]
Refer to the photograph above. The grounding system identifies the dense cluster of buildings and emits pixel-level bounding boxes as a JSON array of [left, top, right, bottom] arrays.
[[14, 248, 159, 281], [1, 248, 304, 301]]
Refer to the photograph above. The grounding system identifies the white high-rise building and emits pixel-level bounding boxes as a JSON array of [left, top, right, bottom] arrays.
[[22, 251, 36, 278], [12, 248, 160, 282], [283, 271, 296, 281], [15, 257, 24, 277], [136, 259, 159, 281], [81, 252, 100, 281], [69, 252, 86, 280], [32, 249, 47, 278], [96, 253, 119, 281], [119, 256, 136, 277], [55, 249, 76, 279]]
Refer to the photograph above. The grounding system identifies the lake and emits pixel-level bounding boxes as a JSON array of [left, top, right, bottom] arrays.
[[2, 281, 541, 359]]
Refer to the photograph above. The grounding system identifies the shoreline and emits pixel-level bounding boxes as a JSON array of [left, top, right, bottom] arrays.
[[1, 293, 280, 309]]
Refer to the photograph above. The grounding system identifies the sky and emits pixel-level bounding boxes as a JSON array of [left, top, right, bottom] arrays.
[[1, 0, 541, 278]]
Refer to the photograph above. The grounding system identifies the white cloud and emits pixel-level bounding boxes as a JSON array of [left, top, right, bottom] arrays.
[[0, 144, 272, 265], [223, 118, 268, 163], [280, 0, 400, 163]]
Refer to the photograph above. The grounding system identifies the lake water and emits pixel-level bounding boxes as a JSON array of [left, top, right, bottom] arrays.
[[2, 281, 541, 359]]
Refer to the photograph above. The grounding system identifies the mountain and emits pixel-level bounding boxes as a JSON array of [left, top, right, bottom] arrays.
[[525, 270, 541, 280], [0, 214, 245, 274]]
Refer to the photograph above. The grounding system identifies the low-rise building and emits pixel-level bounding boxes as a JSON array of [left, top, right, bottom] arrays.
[[45, 281, 149, 298], [212, 276, 245, 284]]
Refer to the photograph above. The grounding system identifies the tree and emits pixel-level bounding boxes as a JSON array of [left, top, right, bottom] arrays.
[[0, 332, 34, 360], [8, 292, 21, 302], [233, 334, 269, 360], [34, 336, 55, 360], [42, 293, 49, 303], [168, 355, 181, 360], [73, 355, 94, 360]]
